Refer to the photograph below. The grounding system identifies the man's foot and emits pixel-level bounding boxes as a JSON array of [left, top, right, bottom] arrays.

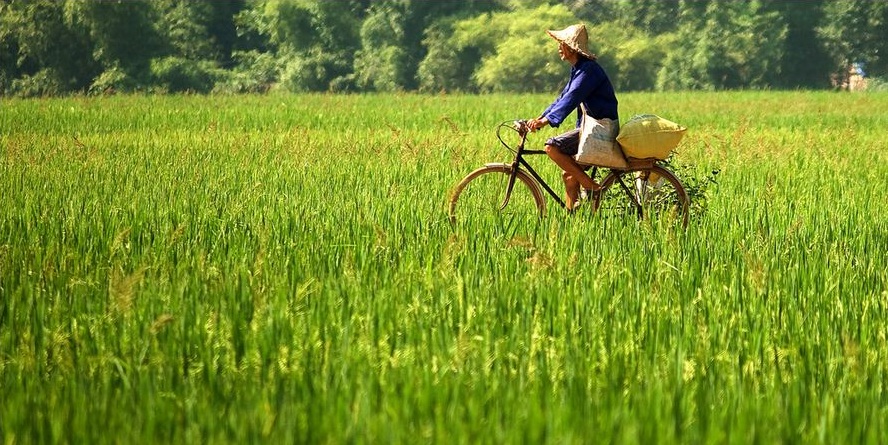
[[567, 200, 582, 215]]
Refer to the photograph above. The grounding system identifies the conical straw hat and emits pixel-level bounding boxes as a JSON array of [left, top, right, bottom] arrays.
[[546, 24, 596, 60]]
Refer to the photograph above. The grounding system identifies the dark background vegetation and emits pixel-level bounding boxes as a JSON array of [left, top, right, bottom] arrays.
[[1, 0, 886, 96]]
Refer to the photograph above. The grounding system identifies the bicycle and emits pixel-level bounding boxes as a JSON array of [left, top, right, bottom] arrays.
[[448, 120, 690, 228]]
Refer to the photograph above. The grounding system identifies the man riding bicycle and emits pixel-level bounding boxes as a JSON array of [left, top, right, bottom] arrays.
[[525, 24, 619, 211]]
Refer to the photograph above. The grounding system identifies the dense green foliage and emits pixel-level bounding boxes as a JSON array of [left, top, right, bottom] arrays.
[[1, 0, 887, 96], [2, 92, 887, 443]]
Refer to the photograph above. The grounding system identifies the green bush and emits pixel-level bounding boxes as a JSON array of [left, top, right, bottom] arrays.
[[353, 46, 409, 92], [610, 33, 672, 91], [279, 50, 352, 93], [150, 56, 219, 94], [864, 76, 888, 92], [88, 65, 139, 95], [213, 50, 280, 94], [417, 19, 479, 93], [452, 4, 574, 93], [660, 157, 720, 218], [9, 69, 64, 97]]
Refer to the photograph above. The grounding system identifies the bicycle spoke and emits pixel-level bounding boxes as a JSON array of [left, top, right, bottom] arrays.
[[449, 166, 545, 228], [593, 166, 689, 228]]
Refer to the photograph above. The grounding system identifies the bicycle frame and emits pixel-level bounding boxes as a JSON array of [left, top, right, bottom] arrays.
[[498, 122, 598, 212], [497, 121, 654, 218]]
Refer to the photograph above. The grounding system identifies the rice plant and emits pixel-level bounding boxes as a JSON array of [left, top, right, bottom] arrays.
[[1, 91, 886, 444]]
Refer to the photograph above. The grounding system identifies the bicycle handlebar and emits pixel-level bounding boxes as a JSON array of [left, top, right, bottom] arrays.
[[495, 120, 530, 153], [513, 119, 529, 135]]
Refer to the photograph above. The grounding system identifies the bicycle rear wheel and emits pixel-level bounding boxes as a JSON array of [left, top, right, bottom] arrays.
[[449, 164, 546, 226], [593, 164, 689, 228]]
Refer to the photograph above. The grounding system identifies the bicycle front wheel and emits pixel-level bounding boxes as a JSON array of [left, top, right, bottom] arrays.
[[593, 164, 689, 228], [449, 164, 546, 226]]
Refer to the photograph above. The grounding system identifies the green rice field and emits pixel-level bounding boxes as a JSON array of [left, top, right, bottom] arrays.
[[2, 91, 887, 443]]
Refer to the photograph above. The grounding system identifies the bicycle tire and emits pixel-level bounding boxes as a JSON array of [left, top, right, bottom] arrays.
[[592, 164, 689, 228], [449, 164, 546, 225]]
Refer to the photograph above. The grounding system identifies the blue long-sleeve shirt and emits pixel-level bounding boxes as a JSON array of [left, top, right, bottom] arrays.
[[540, 57, 618, 128]]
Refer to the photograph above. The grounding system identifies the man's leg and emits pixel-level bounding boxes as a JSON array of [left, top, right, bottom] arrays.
[[562, 171, 580, 209], [545, 144, 599, 191]]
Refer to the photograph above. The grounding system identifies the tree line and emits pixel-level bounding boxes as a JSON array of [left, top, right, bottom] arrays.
[[1, 0, 886, 97]]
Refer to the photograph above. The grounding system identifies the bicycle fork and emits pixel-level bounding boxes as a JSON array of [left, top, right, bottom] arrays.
[[499, 160, 521, 211]]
